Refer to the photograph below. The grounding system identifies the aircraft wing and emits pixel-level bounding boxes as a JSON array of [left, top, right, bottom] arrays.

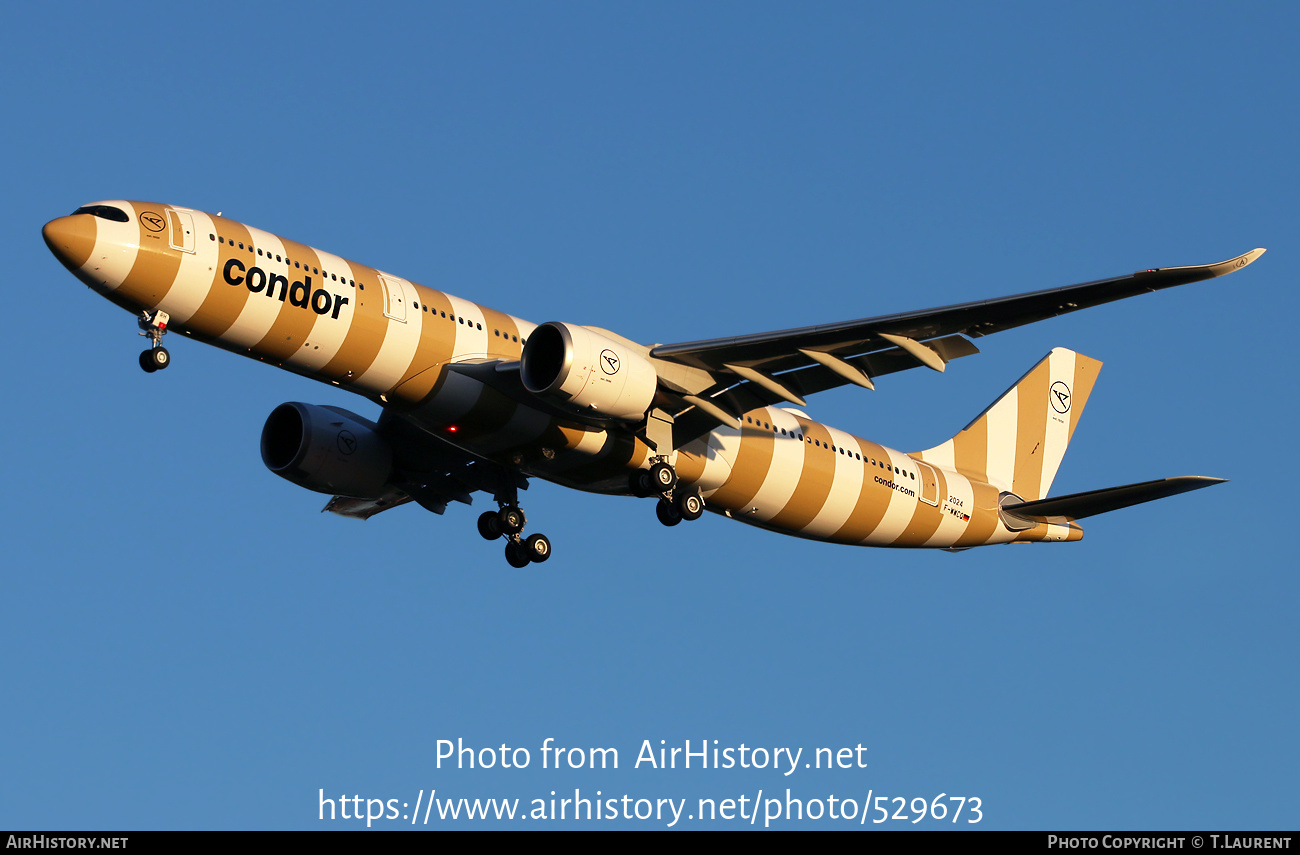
[[653, 248, 1263, 373], [650, 249, 1264, 442]]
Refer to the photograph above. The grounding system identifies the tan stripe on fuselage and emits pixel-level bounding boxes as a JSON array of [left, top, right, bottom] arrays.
[[253, 238, 325, 363], [768, 420, 837, 531], [806, 427, 867, 538], [745, 410, 807, 524], [293, 248, 359, 372], [831, 440, 894, 543], [893, 462, 944, 546], [118, 207, 186, 310], [182, 220, 254, 339], [954, 480, 1004, 547], [705, 416, 776, 509], [160, 210, 221, 325], [391, 287, 458, 404], [320, 261, 389, 384]]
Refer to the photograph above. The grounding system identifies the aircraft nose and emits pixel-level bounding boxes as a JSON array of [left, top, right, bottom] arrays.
[[42, 214, 96, 270]]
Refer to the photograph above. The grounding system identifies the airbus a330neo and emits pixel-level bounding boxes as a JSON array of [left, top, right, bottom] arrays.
[[43, 202, 1263, 566]]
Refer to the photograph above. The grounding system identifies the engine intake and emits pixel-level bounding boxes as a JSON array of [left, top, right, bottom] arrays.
[[261, 402, 393, 498], [521, 322, 658, 422]]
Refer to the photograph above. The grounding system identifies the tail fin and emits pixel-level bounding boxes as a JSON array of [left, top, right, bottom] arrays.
[[914, 348, 1103, 501]]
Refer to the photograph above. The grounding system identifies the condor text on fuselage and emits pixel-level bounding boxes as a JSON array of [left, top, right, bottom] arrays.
[[222, 256, 351, 320]]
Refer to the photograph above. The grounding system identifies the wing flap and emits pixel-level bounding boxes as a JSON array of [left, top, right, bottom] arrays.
[[323, 490, 413, 520]]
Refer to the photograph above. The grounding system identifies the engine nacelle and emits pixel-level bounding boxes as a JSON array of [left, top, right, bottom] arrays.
[[520, 322, 659, 422], [260, 402, 393, 498]]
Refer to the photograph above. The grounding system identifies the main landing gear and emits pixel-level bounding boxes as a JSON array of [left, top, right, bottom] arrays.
[[477, 504, 552, 568], [630, 458, 705, 528], [137, 310, 171, 373]]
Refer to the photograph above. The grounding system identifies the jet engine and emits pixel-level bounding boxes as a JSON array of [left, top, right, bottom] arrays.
[[260, 402, 393, 497], [520, 322, 658, 421]]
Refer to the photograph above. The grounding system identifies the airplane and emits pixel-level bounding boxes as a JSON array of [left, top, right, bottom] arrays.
[[42, 201, 1265, 566]]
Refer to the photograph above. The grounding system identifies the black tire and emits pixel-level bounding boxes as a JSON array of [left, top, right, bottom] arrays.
[[676, 490, 705, 521], [477, 510, 503, 541], [498, 506, 526, 535], [524, 533, 551, 563], [649, 461, 677, 492], [150, 347, 170, 370], [139, 350, 158, 373], [504, 540, 531, 568], [656, 497, 682, 527], [628, 469, 653, 498]]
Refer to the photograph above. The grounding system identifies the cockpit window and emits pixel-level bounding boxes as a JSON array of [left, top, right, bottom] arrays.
[[72, 205, 130, 223]]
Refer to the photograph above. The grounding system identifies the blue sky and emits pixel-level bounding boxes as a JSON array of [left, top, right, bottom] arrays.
[[2, 2, 1296, 829]]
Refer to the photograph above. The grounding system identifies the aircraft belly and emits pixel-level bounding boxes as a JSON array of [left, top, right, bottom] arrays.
[[409, 368, 488, 426], [470, 403, 554, 457]]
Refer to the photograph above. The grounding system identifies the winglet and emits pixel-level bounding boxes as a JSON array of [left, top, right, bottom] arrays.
[[1141, 248, 1266, 282]]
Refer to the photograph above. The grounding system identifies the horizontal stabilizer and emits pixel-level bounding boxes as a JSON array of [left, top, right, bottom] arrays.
[[1001, 476, 1226, 522]]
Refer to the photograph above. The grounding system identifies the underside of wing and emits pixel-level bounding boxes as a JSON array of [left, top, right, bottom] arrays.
[[323, 408, 531, 519]]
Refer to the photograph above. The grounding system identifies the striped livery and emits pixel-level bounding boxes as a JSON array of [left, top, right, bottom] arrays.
[[43, 201, 1250, 556]]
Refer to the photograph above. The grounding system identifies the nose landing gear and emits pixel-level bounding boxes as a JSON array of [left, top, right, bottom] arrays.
[[137, 310, 171, 373]]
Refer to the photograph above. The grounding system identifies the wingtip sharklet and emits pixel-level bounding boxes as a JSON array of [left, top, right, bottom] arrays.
[[1208, 247, 1266, 277], [1151, 247, 1266, 279]]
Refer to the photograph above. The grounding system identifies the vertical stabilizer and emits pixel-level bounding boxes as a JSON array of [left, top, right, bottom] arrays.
[[914, 348, 1102, 501]]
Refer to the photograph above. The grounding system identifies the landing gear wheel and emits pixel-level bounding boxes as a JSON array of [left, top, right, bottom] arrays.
[[676, 490, 705, 521], [136, 310, 171, 372], [649, 461, 677, 492], [497, 506, 526, 535], [656, 497, 682, 527], [524, 533, 551, 563], [477, 510, 503, 541], [504, 539, 531, 568], [629, 469, 653, 498]]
